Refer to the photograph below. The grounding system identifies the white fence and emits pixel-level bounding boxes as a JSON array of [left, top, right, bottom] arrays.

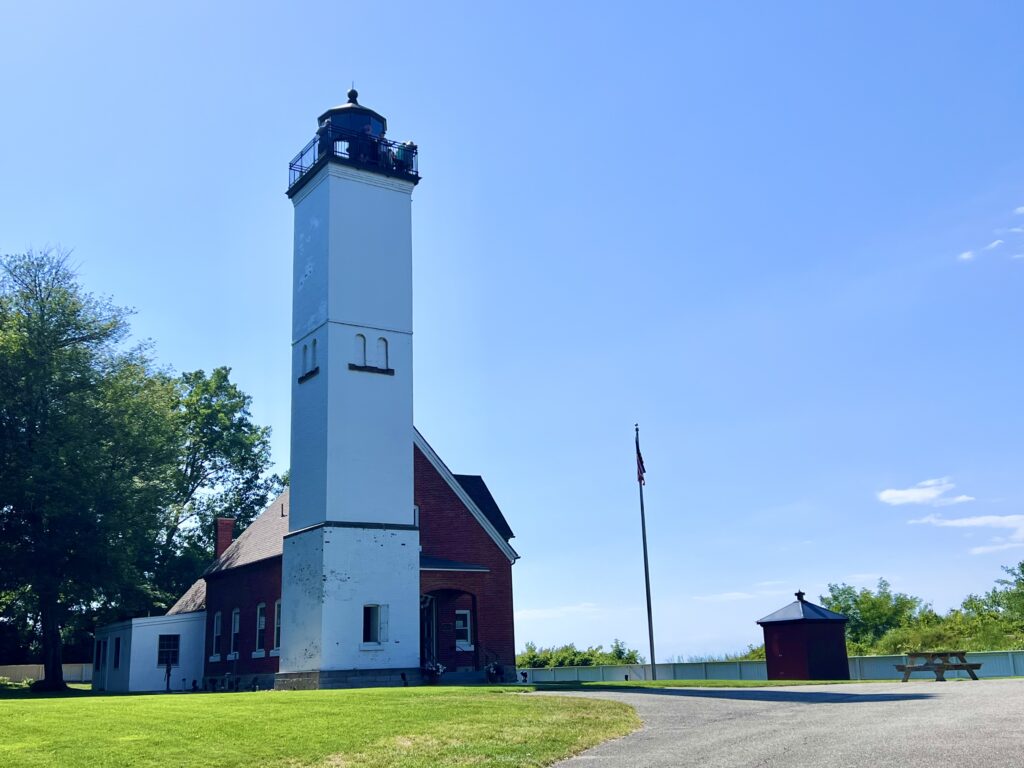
[[519, 650, 1024, 683], [0, 663, 93, 683]]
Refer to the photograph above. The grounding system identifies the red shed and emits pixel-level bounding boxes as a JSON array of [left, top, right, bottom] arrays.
[[756, 591, 850, 680]]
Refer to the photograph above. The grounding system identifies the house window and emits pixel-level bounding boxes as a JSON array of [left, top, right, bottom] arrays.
[[256, 603, 267, 651], [157, 634, 180, 667], [274, 600, 282, 650], [362, 604, 389, 644], [455, 609, 473, 651], [212, 611, 222, 656], [376, 337, 388, 369], [311, 338, 318, 368], [231, 608, 240, 656], [113, 637, 121, 669]]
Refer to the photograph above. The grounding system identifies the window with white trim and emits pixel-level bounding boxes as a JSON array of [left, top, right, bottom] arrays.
[[363, 604, 380, 643], [361, 604, 388, 645], [455, 609, 473, 651], [212, 611, 222, 656], [157, 634, 180, 667], [274, 600, 282, 650], [256, 603, 267, 651], [376, 336, 388, 369], [230, 608, 240, 656]]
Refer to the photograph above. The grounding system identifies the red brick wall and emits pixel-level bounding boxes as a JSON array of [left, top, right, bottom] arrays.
[[204, 558, 282, 680], [416, 446, 516, 669]]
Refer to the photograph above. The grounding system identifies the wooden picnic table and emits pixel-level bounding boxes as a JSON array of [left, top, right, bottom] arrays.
[[895, 651, 981, 682]]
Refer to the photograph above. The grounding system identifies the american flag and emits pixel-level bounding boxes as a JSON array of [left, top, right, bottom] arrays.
[[635, 427, 646, 486]]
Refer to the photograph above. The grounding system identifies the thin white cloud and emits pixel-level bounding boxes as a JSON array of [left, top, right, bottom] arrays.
[[969, 542, 1024, 556], [515, 602, 601, 621], [755, 580, 786, 588], [1012, 254, 1024, 260], [1008, 227, 1024, 233], [693, 591, 756, 602], [878, 477, 974, 507], [909, 513, 1024, 556], [935, 494, 976, 507], [958, 251, 975, 261], [1015, 206, 1024, 215], [984, 239, 1004, 250], [909, 513, 1024, 530]]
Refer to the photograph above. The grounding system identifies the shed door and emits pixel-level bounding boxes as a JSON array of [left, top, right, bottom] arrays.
[[768, 628, 808, 680]]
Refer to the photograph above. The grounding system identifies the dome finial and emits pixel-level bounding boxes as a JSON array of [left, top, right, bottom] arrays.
[[347, 88, 359, 104]]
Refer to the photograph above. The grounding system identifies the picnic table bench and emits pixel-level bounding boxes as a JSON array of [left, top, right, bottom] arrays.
[[895, 651, 982, 682]]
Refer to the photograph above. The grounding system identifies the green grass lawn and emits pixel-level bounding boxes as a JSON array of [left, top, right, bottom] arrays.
[[0, 685, 638, 768]]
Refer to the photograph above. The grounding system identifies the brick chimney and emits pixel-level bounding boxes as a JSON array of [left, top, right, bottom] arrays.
[[215, 518, 235, 559]]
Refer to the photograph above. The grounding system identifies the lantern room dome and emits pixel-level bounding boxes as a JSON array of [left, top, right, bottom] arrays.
[[317, 89, 387, 137]]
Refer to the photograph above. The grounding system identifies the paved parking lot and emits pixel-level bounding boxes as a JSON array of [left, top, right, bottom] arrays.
[[549, 679, 1024, 767]]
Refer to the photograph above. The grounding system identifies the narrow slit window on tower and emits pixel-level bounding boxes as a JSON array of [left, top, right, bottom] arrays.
[[376, 337, 388, 369], [298, 339, 320, 383], [354, 334, 366, 366]]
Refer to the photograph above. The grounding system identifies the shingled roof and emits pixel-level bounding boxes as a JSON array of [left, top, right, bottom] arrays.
[[204, 490, 290, 576], [453, 474, 514, 542], [166, 490, 290, 615], [756, 592, 848, 625]]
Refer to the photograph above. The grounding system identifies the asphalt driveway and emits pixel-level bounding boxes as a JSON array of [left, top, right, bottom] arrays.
[[546, 679, 1024, 767]]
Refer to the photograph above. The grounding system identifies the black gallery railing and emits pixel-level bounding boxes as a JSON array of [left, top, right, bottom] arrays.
[[289, 127, 419, 188]]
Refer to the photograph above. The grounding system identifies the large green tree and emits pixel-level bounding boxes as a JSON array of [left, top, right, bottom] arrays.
[[820, 579, 925, 651], [0, 250, 178, 689], [151, 367, 278, 607]]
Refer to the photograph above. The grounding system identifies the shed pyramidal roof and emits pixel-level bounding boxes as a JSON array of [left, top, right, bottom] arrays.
[[756, 591, 848, 625], [167, 445, 515, 615]]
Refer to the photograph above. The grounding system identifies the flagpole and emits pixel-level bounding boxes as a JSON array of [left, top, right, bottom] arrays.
[[635, 424, 657, 680]]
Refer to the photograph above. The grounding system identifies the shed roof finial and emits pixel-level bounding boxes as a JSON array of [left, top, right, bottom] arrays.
[[347, 88, 359, 104], [795, 590, 806, 602]]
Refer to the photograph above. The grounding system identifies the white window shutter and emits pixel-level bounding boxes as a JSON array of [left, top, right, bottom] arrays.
[[379, 605, 389, 643]]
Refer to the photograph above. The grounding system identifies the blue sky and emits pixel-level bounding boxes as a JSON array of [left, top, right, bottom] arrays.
[[2, 2, 1024, 659]]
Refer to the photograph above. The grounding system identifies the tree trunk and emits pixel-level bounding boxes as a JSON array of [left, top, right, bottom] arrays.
[[34, 594, 67, 691]]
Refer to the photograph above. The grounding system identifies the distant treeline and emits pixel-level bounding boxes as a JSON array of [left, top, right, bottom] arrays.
[[516, 639, 644, 668]]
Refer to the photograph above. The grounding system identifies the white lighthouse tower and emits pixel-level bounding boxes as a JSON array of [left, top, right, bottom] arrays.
[[277, 91, 421, 688]]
